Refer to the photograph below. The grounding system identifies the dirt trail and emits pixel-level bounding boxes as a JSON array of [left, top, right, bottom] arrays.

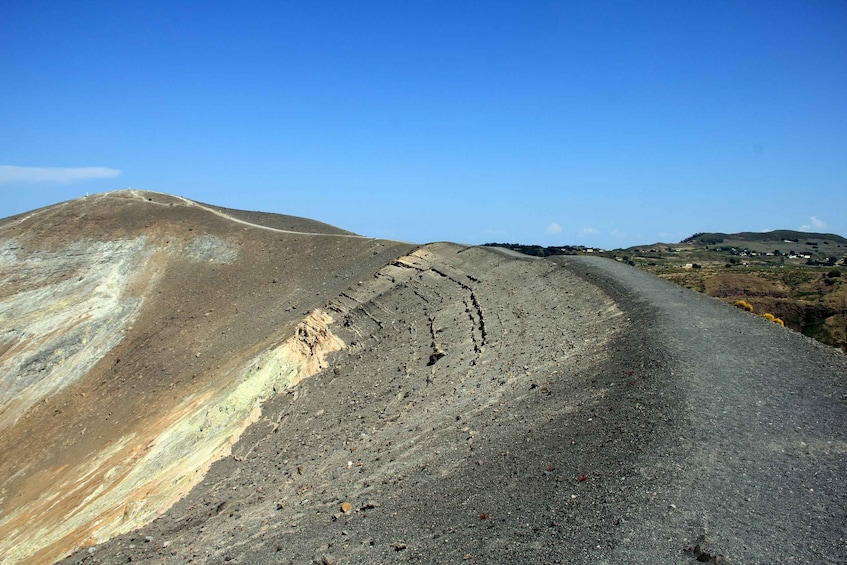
[[124, 189, 384, 240], [554, 255, 847, 564]]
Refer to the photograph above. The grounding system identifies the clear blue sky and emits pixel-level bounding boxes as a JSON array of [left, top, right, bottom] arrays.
[[2, 1, 845, 248]]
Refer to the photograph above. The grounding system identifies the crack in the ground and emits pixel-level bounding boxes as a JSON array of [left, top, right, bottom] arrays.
[[336, 293, 385, 331], [426, 315, 446, 366]]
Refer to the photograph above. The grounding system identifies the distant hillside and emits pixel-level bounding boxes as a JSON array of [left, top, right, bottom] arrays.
[[677, 230, 847, 263], [682, 230, 847, 245], [617, 230, 847, 351]]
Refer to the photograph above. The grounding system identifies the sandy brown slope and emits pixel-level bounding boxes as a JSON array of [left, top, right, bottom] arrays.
[[0, 190, 414, 564]]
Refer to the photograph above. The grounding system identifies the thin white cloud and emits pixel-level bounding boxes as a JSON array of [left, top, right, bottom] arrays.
[[0, 165, 122, 184], [580, 227, 599, 236], [800, 216, 827, 231], [546, 222, 562, 234]]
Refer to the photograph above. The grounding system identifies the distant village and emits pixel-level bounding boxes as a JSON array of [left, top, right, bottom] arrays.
[[705, 241, 846, 266]]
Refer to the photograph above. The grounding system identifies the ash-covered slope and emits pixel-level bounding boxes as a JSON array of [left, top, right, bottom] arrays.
[[54, 239, 847, 565], [58, 241, 636, 564], [0, 190, 413, 564], [2, 191, 846, 565]]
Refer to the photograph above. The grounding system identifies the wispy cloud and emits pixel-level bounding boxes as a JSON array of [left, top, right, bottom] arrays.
[[800, 216, 827, 231], [0, 165, 122, 184], [546, 222, 562, 234], [580, 227, 599, 236]]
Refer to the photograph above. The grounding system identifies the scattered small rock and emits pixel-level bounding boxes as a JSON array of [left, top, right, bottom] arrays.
[[685, 535, 731, 564]]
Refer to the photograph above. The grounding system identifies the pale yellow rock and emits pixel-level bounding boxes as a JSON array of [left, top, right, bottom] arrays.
[[0, 308, 344, 565]]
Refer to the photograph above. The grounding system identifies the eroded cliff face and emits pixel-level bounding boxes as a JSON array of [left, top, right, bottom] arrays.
[[0, 190, 413, 564]]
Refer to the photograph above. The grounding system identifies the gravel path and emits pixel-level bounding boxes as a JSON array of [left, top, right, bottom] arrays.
[[554, 255, 847, 564]]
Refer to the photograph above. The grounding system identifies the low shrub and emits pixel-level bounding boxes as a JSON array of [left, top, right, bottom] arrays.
[[761, 312, 785, 326], [735, 299, 754, 312]]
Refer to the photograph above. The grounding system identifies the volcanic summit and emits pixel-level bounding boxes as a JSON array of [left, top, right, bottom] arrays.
[[1, 190, 845, 564]]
